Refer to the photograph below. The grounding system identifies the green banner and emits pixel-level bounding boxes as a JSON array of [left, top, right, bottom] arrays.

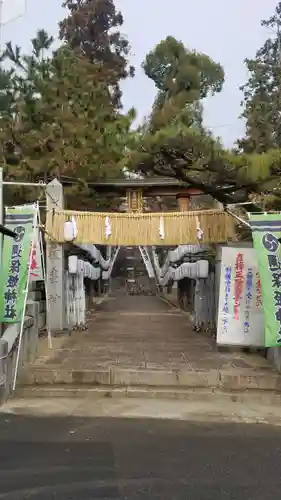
[[249, 213, 281, 347], [0, 205, 36, 323]]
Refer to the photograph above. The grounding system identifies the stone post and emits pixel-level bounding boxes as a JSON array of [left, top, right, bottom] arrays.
[[46, 179, 66, 333]]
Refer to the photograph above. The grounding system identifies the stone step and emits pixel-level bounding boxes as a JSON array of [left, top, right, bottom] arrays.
[[15, 384, 281, 406], [19, 366, 281, 392]]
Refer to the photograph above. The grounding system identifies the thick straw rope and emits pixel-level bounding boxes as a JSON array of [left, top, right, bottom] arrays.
[[46, 209, 236, 245]]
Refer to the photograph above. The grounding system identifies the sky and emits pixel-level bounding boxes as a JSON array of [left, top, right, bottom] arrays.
[[2, 0, 279, 147]]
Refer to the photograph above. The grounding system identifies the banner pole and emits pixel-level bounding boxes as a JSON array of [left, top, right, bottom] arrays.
[[12, 203, 38, 392], [37, 209, 52, 349], [0, 167, 3, 267], [0, 167, 3, 338]]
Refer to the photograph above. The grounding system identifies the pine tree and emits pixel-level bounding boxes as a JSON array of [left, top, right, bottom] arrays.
[[127, 35, 281, 210], [59, 0, 134, 108], [142, 36, 224, 133], [239, 2, 281, 152], [0, 32, 135, 208]]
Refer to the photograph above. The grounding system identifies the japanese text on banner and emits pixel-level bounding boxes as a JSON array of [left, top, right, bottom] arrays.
[[217, 246, 264, 347], [222, 266, 232, 335], [234, 253, 244, 320], [0, 207, 36, 323], [247, 213, 281, 346]]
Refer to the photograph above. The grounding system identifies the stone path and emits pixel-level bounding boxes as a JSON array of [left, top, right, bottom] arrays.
[[3, 396, 281, 426], [20, 294, 277, 386]]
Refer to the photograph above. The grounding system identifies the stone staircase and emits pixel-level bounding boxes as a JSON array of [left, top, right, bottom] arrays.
[[16, 363, 281, 407], [13, 294, 281, 408]]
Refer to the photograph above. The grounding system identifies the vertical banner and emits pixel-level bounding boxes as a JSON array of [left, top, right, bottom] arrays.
[[216, 246, 264, 346], [248, 213, 281, 347], [30, 229, 43, 281], [0, 206, 37, 323]]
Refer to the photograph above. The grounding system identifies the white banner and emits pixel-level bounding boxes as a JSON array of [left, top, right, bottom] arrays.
[[30, 229, 43, 281], [138, 246, 155, 278], [216, 247, 264, 347]]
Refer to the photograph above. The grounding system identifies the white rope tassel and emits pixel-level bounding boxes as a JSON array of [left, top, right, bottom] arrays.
[[71, 216, 78, 238], [159, 216, 165, 240], [195, 215, 203, 240], [105, 216, 111, 238]]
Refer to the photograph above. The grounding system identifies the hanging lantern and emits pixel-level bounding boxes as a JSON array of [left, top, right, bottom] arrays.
[[68, 255, 78, 274], [190, 262, 198, 279], [196, 260, 209, 278], [64, 217, 78, 242]]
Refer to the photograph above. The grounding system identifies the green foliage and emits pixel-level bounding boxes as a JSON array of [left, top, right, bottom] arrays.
[[129, 36, 234, 206], [143, 36, 224, 98], [239, 2, 281, 153], [0, 68, 16, 118], [0, 29, 135, 208], [128, 117, 281, 210], [126, 33, 281, 211], [59, 0, 134, 108], [143, 36, 224, 133], [127, 37, 233, 204], [2, 4, 281, 214]]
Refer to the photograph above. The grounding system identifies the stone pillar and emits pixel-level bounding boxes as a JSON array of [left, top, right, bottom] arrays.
[[46, 179, 66, 332]]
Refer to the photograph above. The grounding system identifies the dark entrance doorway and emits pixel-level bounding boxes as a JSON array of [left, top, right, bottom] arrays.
[[110, 246, 157, 296]]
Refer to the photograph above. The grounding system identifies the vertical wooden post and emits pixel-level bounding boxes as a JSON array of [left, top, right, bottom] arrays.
[[176, 195, 190, 212]]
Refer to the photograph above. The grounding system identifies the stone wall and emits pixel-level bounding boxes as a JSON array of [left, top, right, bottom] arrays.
[[0, 300, 42, 404], [28, 281, 46, 330]]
